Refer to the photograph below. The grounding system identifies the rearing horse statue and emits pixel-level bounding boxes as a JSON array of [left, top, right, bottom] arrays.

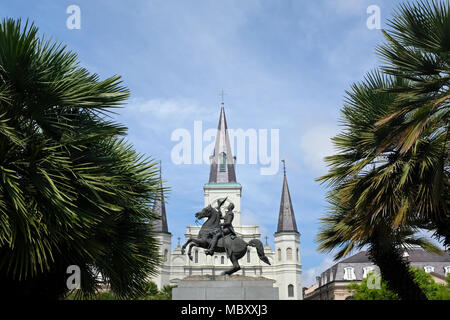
[[181, 204, 271, 275]]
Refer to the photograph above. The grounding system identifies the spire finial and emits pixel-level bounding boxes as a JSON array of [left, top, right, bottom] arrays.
[[159, 160, 162, 178], [220, 89, 226, 105], [265, 236, 269, 246], [281, 160, 286, 176], [177, 237, 181, 246]]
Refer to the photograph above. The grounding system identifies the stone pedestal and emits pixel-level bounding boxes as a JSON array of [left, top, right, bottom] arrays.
[[172, 275, 279, 300]]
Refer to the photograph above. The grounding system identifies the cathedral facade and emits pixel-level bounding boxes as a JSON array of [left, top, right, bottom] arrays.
[[151, 104, 302, 300]]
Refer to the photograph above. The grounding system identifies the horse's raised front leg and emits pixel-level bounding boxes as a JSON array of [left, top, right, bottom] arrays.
[[181, 238, 194, 255]]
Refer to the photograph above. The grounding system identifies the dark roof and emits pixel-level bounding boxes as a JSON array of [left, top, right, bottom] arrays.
[[320, 249, 450, 284], [406, 249, 450, 262], [339, 249, 450, 264], [276, 173, 298, 233], [208, 104, 237, 184], [339, 251, 371, 263]]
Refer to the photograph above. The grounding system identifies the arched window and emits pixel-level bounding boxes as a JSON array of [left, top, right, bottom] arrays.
[[194, 250, 198, 263], [288, 284, 294, 297], [163, 249, 168, 262], [221, 256, 225, 264], [286, 248, 293, 261], [277, 248, 282, 261], [247, 250, 251, 263], [343, 267, 356, 280], [296, 248, 299, 262], [219, 152, 227, 172]]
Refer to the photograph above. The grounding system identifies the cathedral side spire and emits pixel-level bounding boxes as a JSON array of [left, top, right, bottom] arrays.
[[276, 161, 298, 233], [153, 161, 169, 234], [208, 103, 237, 184]]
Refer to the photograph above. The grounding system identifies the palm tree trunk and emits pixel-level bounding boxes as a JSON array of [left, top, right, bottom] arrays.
[[369, 230, 427, 300]]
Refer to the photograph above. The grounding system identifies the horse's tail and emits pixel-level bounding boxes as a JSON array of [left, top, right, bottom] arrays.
[[248, 239, 271, 265]]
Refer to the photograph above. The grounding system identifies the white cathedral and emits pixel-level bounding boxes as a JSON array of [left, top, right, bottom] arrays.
[[151, 103, 302, 300]]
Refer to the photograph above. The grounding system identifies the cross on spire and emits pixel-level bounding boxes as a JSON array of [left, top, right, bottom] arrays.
[[220, 89, 226, 105], [281, 160, 286, 176], [265, 236, 269, 246], [177, 237, 181, 246]]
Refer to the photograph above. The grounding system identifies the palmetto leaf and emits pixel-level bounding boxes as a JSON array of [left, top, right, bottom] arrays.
[[0, 18, 162, 299], [376, 0, 450, 155]]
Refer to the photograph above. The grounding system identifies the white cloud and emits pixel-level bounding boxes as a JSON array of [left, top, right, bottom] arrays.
[[299, 124, 339, 175], [127, 98, 213, 120], [241, 209, 270, 239], [302, 257, 335, 287]]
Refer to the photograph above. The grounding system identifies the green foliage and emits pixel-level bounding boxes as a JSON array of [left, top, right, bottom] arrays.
[[0, 18, 163, 299], [316, 0, 449, 300], [138, 281, 175, 300], [66, 281, 176, 300], [375, 0, 450, 247], [348, 269, 450, 300], [348, 273, 399, 300], [66, 290, 118, 300]]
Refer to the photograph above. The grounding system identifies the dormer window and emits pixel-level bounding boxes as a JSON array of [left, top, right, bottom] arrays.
[[424, 266, 434, 273], [363, 266, 374, 278], [343, 267, 356, 280], [444, 266, 450, 276], [321, 273, 326, 285], [219, 152, 226, 172]]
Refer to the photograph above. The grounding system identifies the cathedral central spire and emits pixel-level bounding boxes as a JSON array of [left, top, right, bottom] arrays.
[[208, 104, 237, 184]]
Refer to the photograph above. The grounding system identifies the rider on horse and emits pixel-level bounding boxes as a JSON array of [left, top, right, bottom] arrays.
[[205, 201, 237, 256]]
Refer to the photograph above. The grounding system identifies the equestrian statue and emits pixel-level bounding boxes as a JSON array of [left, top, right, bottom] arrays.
[[181, 198, 271, 275]]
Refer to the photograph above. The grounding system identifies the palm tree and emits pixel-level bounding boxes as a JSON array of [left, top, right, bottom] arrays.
[[317, 70, 444, 299], [0, 18, 162, 299], [375, 0, 449, 247]]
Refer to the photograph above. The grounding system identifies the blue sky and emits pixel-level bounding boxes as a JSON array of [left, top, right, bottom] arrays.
[[2, 0, 410, 286]]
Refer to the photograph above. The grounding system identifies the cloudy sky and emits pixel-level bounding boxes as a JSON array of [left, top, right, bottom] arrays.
[[2, 0, 408, 286]]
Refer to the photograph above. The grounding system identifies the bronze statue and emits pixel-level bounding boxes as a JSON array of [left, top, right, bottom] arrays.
[[205, 202, 236, 256], [181, 201, 271, 276]]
